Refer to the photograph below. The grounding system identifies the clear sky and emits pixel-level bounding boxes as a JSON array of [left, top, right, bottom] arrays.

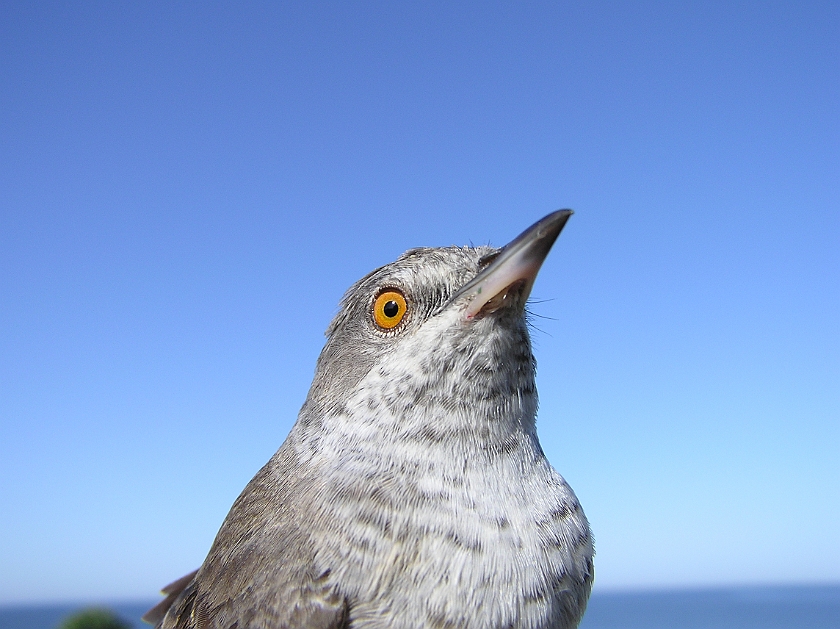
[[1, 1, 837, 605]]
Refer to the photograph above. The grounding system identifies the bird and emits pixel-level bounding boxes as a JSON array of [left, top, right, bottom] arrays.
[[144, 210, 594, 629]]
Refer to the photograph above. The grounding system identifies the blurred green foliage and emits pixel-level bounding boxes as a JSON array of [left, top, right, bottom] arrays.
[[58, 607, 132, 629]]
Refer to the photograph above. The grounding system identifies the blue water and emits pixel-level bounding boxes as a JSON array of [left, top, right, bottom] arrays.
[[1, 585, 837, 628], [578, 585, 840, 628], [0, 602, 152, 629]]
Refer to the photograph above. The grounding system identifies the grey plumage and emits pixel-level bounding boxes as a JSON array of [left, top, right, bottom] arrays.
[[146, 211, 594, 629]]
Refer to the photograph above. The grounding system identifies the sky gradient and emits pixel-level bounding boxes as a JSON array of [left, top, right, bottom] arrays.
[[1, 1, 837, 604]]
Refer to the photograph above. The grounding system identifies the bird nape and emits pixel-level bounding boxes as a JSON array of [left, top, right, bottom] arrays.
[[145, 210, 593, 629]]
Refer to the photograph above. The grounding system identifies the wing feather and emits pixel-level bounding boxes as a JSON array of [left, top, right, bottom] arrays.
[[146, 447, 348, 629]]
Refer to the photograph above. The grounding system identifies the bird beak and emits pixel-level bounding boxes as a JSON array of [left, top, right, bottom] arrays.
[[449, 210, 573, 319]]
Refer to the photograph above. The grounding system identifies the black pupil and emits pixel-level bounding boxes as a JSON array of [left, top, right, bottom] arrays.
[[383, 300, 399, 318]]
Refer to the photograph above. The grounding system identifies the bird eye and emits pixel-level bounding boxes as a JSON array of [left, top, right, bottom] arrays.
[[373, 289, 407, 330]]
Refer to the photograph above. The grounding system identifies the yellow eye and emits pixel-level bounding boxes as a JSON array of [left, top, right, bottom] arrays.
[[373, 290, 408, 329]]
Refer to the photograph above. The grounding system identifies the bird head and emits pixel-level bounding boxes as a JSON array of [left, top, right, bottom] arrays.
[[296, 211, 572, 456]]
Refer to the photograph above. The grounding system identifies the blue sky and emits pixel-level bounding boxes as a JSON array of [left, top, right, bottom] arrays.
[[1, 1, 837, 604]]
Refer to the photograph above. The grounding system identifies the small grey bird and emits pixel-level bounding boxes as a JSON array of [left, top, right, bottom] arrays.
[[145, 210, 593, 629]]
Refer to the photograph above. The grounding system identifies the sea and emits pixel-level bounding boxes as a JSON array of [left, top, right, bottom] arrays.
[[0, 585, 837, 629]]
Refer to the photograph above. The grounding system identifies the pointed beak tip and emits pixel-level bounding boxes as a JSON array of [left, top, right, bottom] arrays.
[[456, 209, 574, 318]]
